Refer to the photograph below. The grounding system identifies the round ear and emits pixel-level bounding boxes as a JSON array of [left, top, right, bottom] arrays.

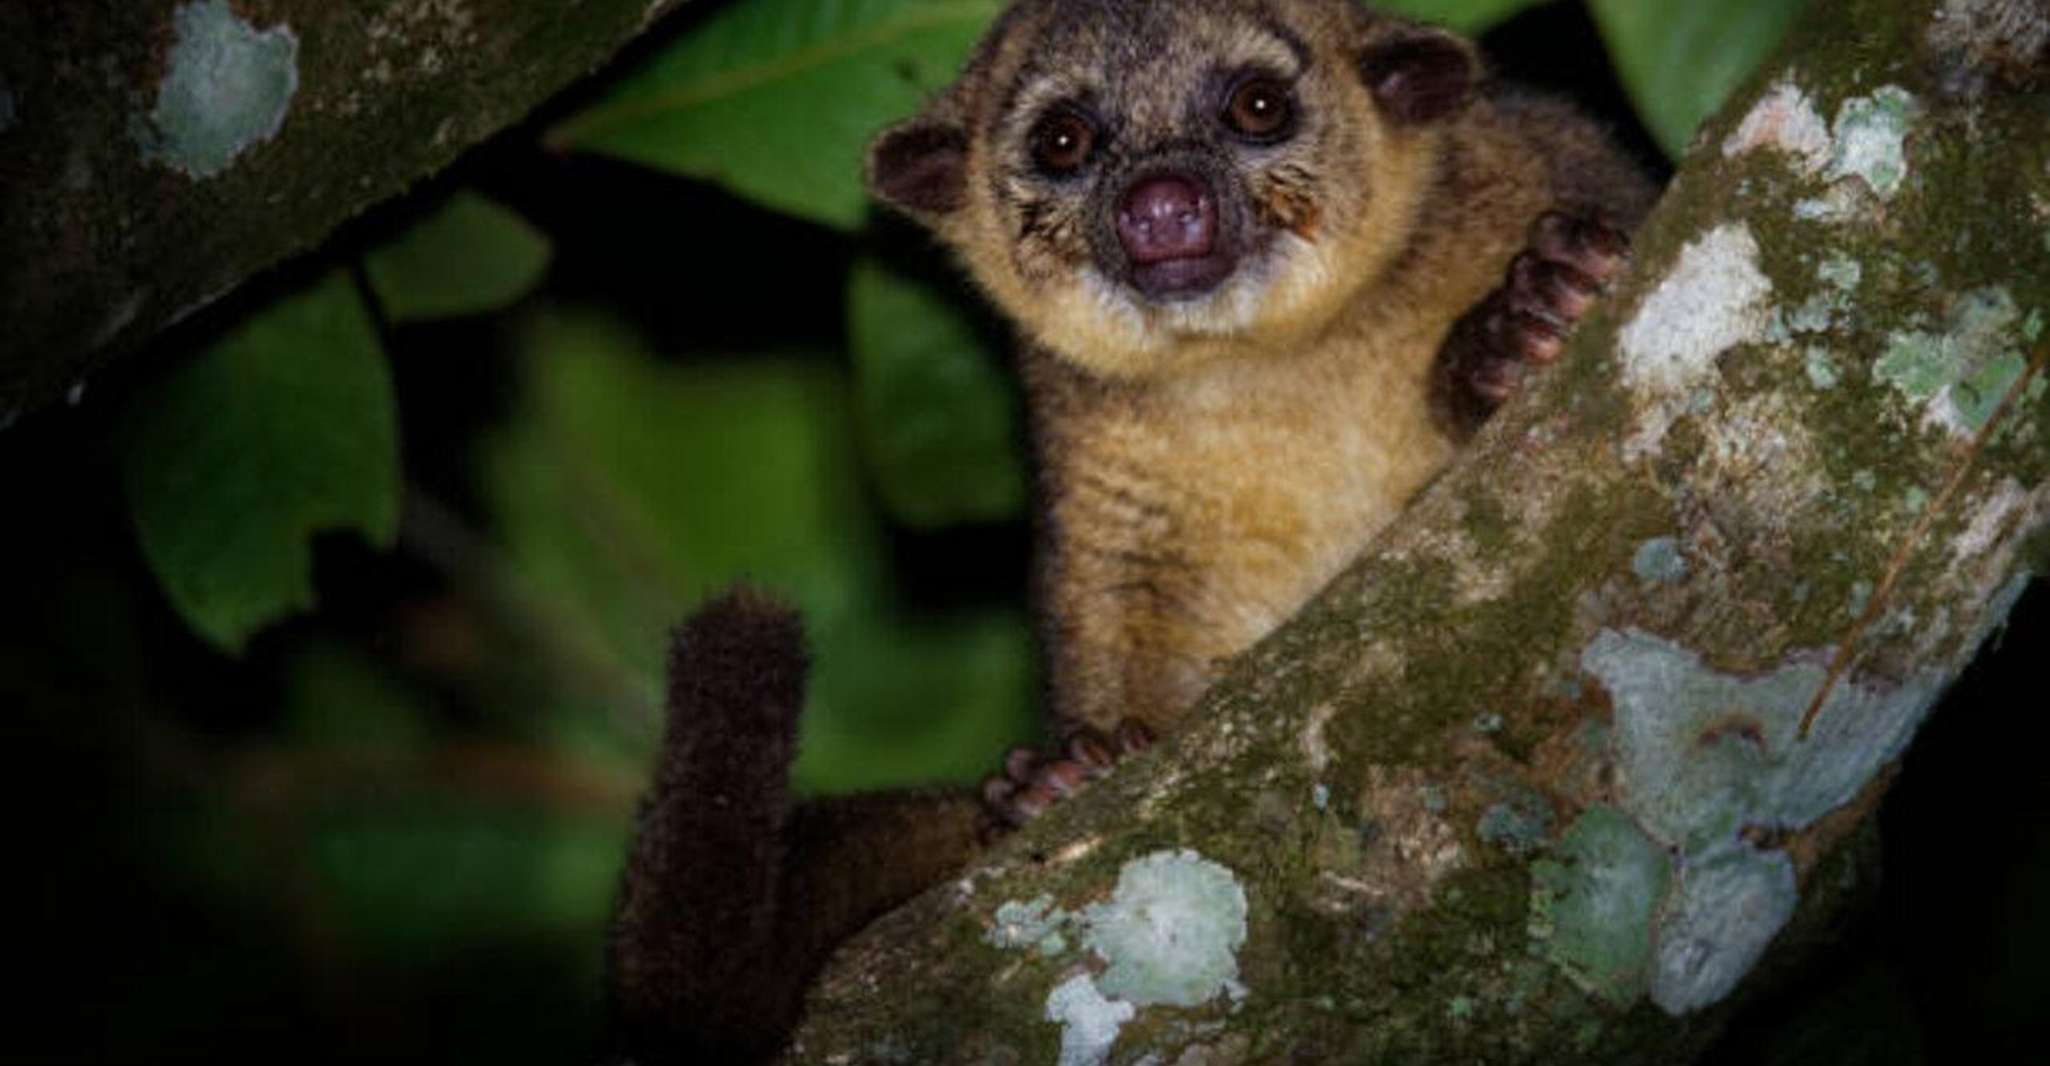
[[1356, 23, 1480, 126], [866, 118, 970, 219]]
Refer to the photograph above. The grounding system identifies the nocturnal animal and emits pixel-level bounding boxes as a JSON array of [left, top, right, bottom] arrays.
[[604, 0, 1656, 1061]]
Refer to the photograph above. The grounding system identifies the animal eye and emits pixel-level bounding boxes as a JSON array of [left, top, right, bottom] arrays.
[[1030, 108, 1097, 176], [1223, 76, 1294, 141]]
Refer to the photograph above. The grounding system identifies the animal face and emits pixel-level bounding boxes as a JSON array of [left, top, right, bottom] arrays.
[[868, 0, 1480, 379]]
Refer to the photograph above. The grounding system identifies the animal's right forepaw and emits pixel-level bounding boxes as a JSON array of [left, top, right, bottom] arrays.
[[979, 719, 1156, 836], [1440, 209, 1630, 425]]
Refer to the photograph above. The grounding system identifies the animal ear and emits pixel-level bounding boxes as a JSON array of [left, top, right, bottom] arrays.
[[867, 114, 971, 219], [1356, 22, 1480, 125]]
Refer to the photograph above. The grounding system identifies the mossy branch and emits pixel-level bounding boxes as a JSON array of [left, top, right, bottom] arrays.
[[0, 0, 691, 414], [778, 1, 2050, 1060]]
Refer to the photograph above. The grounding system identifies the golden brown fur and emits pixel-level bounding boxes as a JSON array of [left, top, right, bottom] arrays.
[[872, 0, 1656, 734]]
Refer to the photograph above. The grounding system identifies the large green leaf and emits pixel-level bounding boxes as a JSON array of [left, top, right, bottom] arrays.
[[1373, 0, 1541, 33], [122, 269, 400, 653], [549, 0, 999, 230], [1589, 0, 1811, 159], [362, 191, 552, 324], [847, 257, 1025, 529], [481, 308, 1037, 791]]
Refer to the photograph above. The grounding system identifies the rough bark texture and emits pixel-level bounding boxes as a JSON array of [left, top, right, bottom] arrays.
[[778, 0, 2050, 1061], [0, 0, 688, 418]]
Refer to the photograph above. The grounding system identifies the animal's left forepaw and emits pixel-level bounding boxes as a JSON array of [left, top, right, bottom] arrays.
[[1443, 209, 1629, 417]]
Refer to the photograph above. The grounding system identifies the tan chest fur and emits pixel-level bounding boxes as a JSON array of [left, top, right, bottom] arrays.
[[1027, 106, 1565, 734], [1034, 299, 1475, 732]]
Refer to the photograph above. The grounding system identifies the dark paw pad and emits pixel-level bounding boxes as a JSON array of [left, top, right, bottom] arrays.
[[979, 719, 1156, 833], [1449, 210, 1630, 411]]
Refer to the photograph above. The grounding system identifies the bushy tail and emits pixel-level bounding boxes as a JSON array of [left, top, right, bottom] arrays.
[[605, 588, 985, 1064]]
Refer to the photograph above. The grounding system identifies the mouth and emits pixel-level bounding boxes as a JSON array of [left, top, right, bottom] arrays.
[[1128, 251, 1237, 301]]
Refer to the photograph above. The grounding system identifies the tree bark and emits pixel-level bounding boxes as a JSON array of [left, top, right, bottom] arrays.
[[0, 0, 690, 417], [778, 0, 2050, 1061]]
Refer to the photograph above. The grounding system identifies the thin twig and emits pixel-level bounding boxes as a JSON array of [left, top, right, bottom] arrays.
[[1800, 339, 2050, 738]]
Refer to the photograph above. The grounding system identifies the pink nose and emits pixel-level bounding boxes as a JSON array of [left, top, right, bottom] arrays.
[[1116, 174, 1214, 264]]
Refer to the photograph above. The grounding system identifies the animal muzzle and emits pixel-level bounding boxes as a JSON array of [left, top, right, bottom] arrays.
[[1107, 157, 1241, 302]]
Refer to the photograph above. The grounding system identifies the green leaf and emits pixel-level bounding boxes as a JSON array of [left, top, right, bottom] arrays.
[[847, 257, 1025, 529], [548, 0, 999, 230], [362, 191, 552, 323], [1589, 0, 1810, 159], [122, 270, 400, 653], [1372, 0, 1542, 33]]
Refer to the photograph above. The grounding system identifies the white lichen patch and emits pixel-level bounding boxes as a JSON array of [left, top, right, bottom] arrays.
[[1818, 254, 1862, 294], [1825, 86, 1919, 201], [1526, 806, 1670, 1006], [1632, 537, 1689, 584], [1726, 77, 1918, 216], [1046, 974, 1134, 1066], [1804, 347, 1842, 389], [1616, 225, 1773, 459], [1778, 291, 1837, 338], [1792, 185, 1864, 224], [1649, 841, 1799, 1015], [1582, 628, 1945, 852], [1874, 287, 2037, 436], [135, 0, 299, 179], [1531, 628, 1959, 1013], [1722, 79, 1831, 173], [1082, 849, 1249, 1009], [988, 896, 1070, 956]]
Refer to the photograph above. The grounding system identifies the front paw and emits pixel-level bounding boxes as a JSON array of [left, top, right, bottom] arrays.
[[980, 719, 1155, 834], [1445, 210, 1630, 414]]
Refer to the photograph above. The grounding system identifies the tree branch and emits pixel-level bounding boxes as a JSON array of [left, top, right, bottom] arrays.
[[0, 0, 691, 416], [778, 0, 2050, 1060]]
